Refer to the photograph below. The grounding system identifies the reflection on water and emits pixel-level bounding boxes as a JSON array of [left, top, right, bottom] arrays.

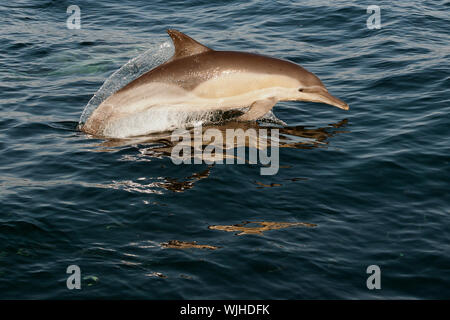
[[161, 240, 219, 250], [89, 120, 336, 256], [208, 221, 317, 235], [254, 181, 283, 188], [161, 166, 212, 192], [107, 165, 212, 194], [95, 119, 348, 194], [99, 118, 348, 150], [145, 272, 167, 278], [279, 119, 349, 149]]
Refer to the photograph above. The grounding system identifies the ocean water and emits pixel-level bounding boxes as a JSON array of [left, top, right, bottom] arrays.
[[0, 0, 449, 299]]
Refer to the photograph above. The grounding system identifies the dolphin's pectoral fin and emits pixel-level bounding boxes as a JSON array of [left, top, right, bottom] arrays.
[[236, 98, 278, 121], [259, 111, 287, 126]]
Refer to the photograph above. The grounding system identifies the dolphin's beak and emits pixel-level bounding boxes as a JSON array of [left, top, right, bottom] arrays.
[[317, 90, 349, 110], [318, 90, 349, 110]]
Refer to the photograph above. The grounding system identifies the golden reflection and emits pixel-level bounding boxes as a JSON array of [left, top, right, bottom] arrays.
[[161, 240, 219, 250], [254, 181, 282, 188], [160, 166, 212, 192], [208, 221, 317, 235]]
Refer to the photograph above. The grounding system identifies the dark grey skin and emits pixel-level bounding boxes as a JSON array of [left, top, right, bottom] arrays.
[[82, 30, 348, 137]]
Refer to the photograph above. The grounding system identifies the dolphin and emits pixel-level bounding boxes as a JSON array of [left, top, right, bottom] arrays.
[[81, 29, 348, 138]]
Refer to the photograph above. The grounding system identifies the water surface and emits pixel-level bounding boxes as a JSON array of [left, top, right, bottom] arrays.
[[0, 0, 449, 299]]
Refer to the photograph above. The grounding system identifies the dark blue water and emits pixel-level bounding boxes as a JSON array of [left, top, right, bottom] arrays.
[[1, 0, 449, 299]]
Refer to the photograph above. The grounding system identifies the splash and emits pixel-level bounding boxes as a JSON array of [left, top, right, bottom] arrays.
[[78, 41, 174, 126]]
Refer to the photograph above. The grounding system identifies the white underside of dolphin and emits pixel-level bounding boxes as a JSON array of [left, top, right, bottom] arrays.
[[100, 74, 296, 137]]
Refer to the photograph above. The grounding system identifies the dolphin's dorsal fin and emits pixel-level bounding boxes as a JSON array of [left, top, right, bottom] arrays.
[[167, 29, 212, 59]]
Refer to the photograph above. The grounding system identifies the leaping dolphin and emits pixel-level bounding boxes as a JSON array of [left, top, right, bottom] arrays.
[[81, 29, 348, 138]]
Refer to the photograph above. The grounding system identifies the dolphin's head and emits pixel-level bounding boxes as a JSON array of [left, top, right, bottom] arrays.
[[286, 66, 349, 110]]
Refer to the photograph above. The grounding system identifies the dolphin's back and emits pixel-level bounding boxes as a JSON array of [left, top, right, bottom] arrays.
[[119, 50, 310, 94]]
